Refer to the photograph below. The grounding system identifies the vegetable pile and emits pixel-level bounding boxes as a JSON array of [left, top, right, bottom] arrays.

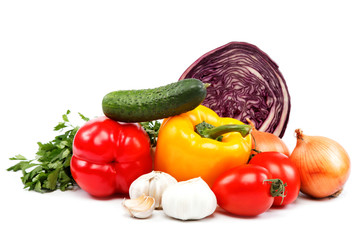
[[7, 42, 351, 220]]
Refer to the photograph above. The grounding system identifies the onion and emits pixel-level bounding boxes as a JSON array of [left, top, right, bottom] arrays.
[[289, 129, 351, 198], [247, 118, 290, 156]]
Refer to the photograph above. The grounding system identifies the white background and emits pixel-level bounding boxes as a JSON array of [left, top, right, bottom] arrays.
[[1, 0, 359, 239]]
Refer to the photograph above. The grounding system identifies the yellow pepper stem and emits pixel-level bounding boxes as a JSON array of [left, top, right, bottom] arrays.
[[196, 121, 252, 140]]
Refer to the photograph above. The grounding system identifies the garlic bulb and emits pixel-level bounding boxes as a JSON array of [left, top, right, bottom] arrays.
[[129, 171, 177, 209], [122, 194, 155, 219], [162, 177, 217, 220]]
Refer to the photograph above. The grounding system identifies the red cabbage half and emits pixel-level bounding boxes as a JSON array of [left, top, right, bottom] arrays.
[[179, 42, 290, 138]]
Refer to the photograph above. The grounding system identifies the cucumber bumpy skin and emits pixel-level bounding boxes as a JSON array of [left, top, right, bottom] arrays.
[[102, 78, 208, 123]]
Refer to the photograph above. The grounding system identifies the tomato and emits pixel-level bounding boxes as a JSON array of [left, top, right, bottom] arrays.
[[249, 152, 300, 206], [212, 165, 274, 217]]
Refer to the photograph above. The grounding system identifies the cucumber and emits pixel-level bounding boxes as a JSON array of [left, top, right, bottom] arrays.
[[102, 78, 208, 122]]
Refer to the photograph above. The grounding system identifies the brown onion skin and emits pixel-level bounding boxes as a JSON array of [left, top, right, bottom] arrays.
[[248, 119, 290, 156], [289, 129, 351, 198], [251, 128, 290, 157]]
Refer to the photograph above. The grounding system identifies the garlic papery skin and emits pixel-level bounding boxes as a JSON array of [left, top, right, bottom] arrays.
[[161, 177, 217, 220], [129, 171, 177, 209], [122, 194, 155, 219]]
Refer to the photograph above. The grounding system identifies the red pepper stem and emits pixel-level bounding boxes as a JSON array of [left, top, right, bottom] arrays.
[[202, 124, 252, 139]]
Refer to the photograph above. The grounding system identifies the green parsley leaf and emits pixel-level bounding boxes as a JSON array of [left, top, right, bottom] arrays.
[[7, 161, 36, 172], [9, 154, 27, 160], [78, 112, 90, 122], [140, 120, 161, 148], [43, 168, 61, 190], [7, 110, 89, 192], [34, 181, 42, 192], [54, 122, 67, 131], [62, 114, 69, 122]]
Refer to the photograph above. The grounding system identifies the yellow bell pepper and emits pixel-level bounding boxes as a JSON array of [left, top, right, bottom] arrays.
[[154, 105, 252, 187]]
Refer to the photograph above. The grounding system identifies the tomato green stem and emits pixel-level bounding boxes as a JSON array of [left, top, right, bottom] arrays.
[[263, 179, 287, 205]]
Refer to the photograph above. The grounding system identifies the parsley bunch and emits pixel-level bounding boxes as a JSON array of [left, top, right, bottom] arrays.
[[140, 120, 161, 148], [7, 110, 89, 192]]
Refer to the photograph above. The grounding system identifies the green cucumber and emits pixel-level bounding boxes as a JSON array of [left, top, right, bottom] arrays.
[[102, 78, 208, 122]]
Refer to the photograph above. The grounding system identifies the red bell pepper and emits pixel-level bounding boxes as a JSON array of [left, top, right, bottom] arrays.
[[70, 116, 152, 197]]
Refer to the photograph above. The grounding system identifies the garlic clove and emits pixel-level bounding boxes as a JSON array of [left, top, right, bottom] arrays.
[[129, 171, 177, 209], [122, 194, 155, 219], [162, 177, 217, 221]]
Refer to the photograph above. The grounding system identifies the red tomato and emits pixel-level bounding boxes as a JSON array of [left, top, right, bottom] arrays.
[[212, 165, 274, 217], [249, 152, 300, 206]]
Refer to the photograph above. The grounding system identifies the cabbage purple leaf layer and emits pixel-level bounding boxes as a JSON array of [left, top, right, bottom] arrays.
[[179, 42, 290, 138]]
